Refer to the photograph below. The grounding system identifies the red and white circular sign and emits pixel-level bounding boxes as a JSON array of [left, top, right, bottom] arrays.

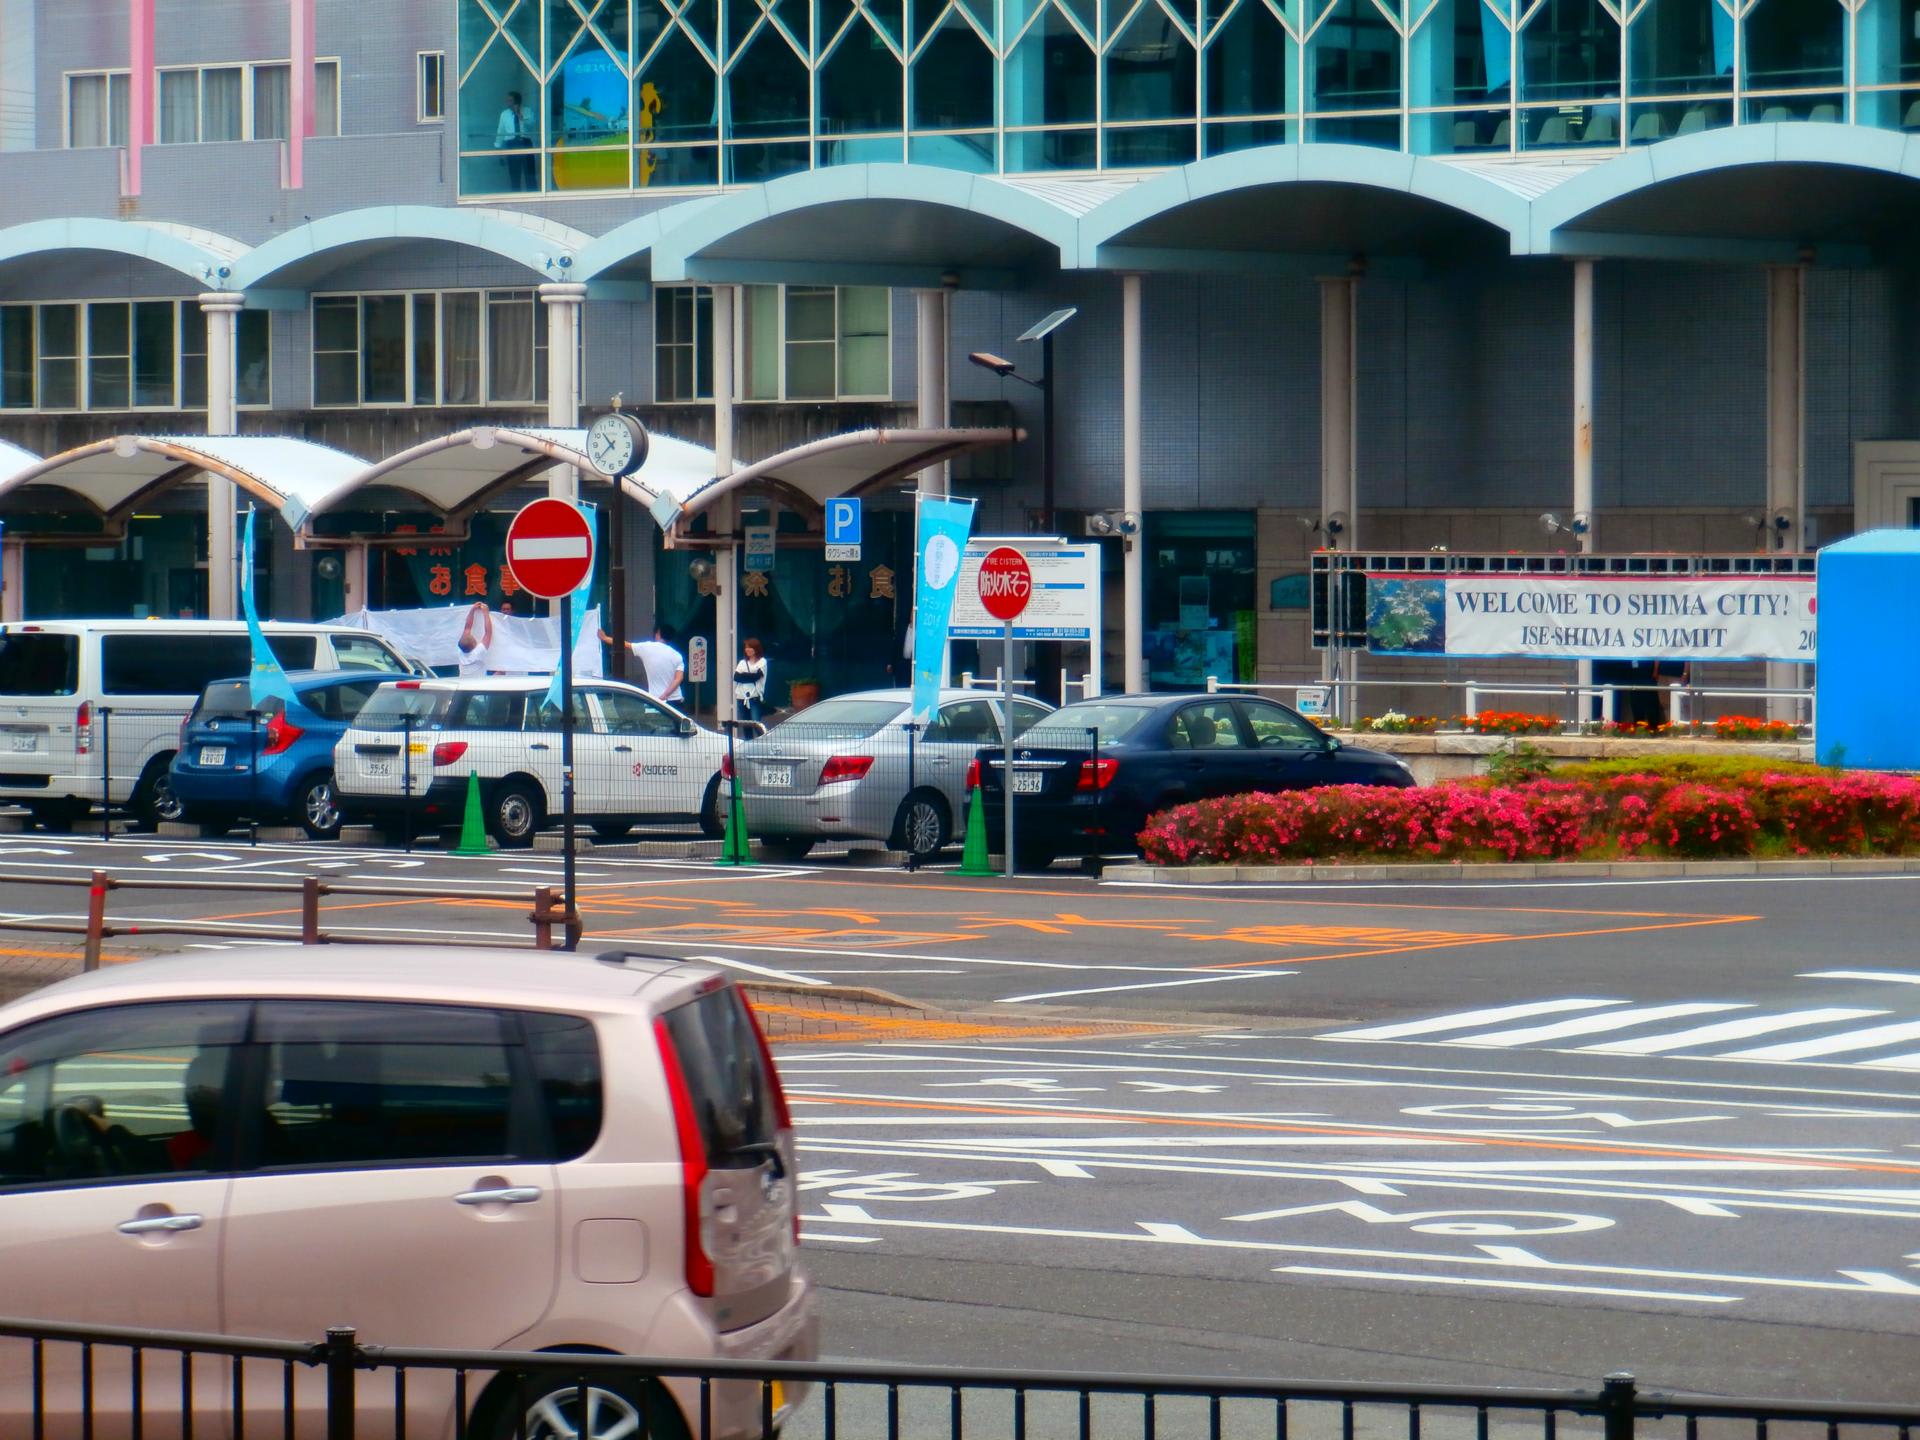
[[977, 546, 1033, 623], [505, 498, 595, 599]]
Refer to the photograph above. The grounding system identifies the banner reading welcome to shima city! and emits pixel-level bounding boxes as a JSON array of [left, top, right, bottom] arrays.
[[1365, 574, 1817, 663]]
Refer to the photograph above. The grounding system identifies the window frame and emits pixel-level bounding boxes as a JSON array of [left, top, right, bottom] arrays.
[[310, 288, 575, 411], [652, 283, 892, 404], [418, 51, 447, 123], [62, 69, 131, 149], [0, 298, 270, 415]]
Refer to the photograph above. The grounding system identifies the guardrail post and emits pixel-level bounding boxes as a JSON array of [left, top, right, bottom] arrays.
[[301, 877, 323, 945], [322, 1326, 357, 1440], [83, 870, 111, 972], [532, 886, 554, 950], [1206, 675, 1219, 694], [1599, 1372, 1636, 1440], [1464, 683, 1478, 720]]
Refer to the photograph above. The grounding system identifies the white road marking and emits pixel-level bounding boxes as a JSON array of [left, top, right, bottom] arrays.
[[1000, 970, 1297, 1003], [1803, 970, 1920, 986], [1860, 1052, 1920, 1072], [1583, 1009, 1889, 1055], [638, 938, 1218, 976], [1454, 1003, 1747, 1048], [1275, 1265, 1734, 1304], [797, 1232, 879, 1243], [1324, 1000, 1625, 1041], [681, 952, 824, 985], [1728, 1019, 1920, 1061], [796, 1117, 1122, 1127]]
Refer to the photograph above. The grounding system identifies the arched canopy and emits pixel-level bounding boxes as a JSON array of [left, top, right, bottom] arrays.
[[230, 206, 593, 292], [0, 218, 247, 286], [1079, 146, 1531, 272], [576, 197, 726, 286], [1529, 123, 1920, 261], [0, 436, 368, 534], [665, 427, 1024, 540], [289, 426, 716, 536], [648, 165, 1088, 288]]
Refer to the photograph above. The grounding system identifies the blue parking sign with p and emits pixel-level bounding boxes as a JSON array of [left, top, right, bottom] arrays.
[[826, 497, 862, 560]]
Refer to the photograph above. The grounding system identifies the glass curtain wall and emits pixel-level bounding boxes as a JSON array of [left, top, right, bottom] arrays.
[[456, 0, 1920, 186]]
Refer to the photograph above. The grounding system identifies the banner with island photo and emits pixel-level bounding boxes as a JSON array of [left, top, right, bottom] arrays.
[[1364, 574, 1817, 663]]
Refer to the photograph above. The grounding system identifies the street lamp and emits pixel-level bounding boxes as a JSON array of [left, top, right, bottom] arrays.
[[967, 306, 1077, 531]]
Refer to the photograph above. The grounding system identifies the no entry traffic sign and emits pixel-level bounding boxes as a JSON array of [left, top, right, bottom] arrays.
[[506, 498, 595, 598], [977, 546, 1033, 623]]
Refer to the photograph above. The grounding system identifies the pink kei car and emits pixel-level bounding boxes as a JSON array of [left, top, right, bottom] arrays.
[[0, 946, 817, 1440]]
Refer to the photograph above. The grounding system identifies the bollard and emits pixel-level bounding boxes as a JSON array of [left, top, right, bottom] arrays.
[[1599, 1373, 1637, 1440], [301, 876, 324, 945], [322, 1327, 358, 1440], [531, 886, 555, 950], [83, 870, 111, 971]]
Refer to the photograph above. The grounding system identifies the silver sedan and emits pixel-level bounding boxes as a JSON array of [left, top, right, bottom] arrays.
[[728, 688, 1053, 861]]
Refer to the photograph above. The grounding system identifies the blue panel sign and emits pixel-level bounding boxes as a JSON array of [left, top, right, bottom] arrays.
[[826, 497, 862, 561]]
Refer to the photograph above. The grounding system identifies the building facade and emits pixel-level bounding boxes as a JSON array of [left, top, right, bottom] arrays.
[[0, 0, 1914, 708]]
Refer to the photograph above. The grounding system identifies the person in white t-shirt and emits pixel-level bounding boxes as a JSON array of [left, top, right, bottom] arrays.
[[599, 621, 685, 702], [456, 602, 494, 677]]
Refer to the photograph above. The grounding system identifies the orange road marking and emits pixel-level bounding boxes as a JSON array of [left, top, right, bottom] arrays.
[[1199, 912, 1757, 969]]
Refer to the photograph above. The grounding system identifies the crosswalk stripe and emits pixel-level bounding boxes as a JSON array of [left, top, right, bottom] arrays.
[[1860, 1051, 1920, 1071], [1320, 999, 1624, 1042], [1801, 970, 1920, 987], [1580, 1008, 1891, 1055], [1453, 1002, 1747, 1048], [1725, 1018, 1920, 1061]]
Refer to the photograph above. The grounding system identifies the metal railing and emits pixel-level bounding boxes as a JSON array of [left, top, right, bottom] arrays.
[[0, 871, 583, 968], [1205, 677, 1817, 732], [0, 1317, 1914, 1440]]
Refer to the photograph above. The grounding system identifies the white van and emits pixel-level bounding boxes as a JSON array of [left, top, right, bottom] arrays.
[[0, 620, 411, 829]]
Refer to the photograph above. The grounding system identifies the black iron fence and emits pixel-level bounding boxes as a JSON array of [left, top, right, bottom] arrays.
[[1, 1317, 1915, 1440]]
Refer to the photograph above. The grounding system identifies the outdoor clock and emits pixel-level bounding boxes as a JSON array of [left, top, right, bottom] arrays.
[[586, 411, 650, 478]]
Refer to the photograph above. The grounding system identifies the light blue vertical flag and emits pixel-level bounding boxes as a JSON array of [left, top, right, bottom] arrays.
[[909, 494, 976, 721], [241, 506, 297, 708], [544, 499, 597, 713]]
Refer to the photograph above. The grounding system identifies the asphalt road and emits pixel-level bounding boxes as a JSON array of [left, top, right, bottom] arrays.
[[5, 835, 1920, 1403]]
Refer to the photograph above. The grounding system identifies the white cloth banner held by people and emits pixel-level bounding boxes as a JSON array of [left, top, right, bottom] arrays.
[[1365, 575, 1816, 663], [332, 606, 603, 675]]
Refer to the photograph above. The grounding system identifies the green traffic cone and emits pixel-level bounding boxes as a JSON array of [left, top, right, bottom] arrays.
[[958, 783, 993, 876], [451, 771, 492, 855], [716, 779, 754, 866]]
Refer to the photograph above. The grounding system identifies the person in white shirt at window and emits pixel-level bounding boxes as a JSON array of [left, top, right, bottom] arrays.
[[599, 621, 685, 702], [457, 601, 494, 677], [496, 89, 534, 191], [733, 637, 769, 723]]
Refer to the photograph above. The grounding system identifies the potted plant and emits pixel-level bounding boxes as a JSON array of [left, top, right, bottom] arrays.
[[787, 676, 822, 711]]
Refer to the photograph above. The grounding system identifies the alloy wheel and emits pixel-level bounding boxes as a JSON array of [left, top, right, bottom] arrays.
[[522, 1385, 646, 1440]]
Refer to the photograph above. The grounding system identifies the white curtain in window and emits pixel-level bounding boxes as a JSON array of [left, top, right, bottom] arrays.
[[109, 74, 129, 147], [252, 64, 290, 141], [159, 71, 199, 144], [68, 75, 105, 147], [487, 295, 534, 403], [201, 67, 243, 142], [315, 62, 339, 136], [442, 293, 481, 405]]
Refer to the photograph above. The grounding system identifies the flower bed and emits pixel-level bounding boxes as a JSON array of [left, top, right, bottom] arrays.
[[1712, 715, 1801, 742], [1364, 711, 1442, 734], [1457, 711, 1559, 735], [1137, 766, 1920, 866]]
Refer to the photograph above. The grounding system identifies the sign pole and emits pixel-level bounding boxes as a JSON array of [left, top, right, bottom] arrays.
[[560, 595, 577, 947], [1003, 618, 1015, 878]]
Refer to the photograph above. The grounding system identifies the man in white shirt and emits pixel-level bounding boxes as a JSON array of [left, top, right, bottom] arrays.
[[495, 89, 534, 191], [456, 602, 494, 677], [599, 622, 685, 702]]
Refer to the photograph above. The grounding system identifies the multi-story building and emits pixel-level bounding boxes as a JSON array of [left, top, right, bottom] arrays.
[[0, 0, 1913, 705]]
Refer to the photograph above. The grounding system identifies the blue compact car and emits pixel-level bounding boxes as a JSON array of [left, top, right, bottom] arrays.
[[974, 693, 1417, 868], [169, 670, 389, 838]]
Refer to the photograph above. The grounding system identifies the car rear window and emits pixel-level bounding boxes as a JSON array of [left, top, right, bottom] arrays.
[[102, 633, 316, 697], [0, 632, 78, 696], [1021, 702, 1154, 745], [195, 681, 259, 719], [770, 697, 903, 737], [660, 990, 778, 1169], [354, 687, 456, 732]]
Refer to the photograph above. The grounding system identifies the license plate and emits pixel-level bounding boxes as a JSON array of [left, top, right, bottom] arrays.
[[365, 758, 392, 778], [1012, 771, 1043, 794], [7, 732, 34, 753], [198, 745, 227, 767], [758, 764, 794, 789]]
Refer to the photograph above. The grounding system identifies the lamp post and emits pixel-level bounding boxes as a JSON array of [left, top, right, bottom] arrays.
[[967, 307, 1076, 531]]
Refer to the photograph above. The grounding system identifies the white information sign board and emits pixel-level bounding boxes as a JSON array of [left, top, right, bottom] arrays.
[[951, 544, 1098, 640]]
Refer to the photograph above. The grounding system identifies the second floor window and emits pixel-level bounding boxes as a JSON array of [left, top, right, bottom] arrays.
[[654, 285, 891, 404], [68, 61, 338, 148], [311, 290, 577, 409], [0, 300, 269, 413]]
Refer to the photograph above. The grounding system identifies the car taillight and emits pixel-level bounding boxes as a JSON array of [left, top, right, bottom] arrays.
[[262, 712, 305, 755], [965, 758, 980, 791], [654, 1016, 715, 1297], [74, 701, 91, 756], [1077, 757, 1119, 790], [396, 680, 420, 690], [720, 752, 734, 779], [739, 996, 801, 1243], [430, 741, 468, 767], [818, 755, 874, 784]]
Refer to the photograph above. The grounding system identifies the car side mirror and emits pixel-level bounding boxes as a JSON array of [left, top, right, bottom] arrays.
[[1323, 734, 1341, 752], [677, 718, 694, 737]]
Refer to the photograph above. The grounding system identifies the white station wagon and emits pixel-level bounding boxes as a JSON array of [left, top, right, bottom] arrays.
[[333, 677, 728, 844]]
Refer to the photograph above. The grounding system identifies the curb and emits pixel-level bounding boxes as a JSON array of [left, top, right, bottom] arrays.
[[1105, 857, 1920, 884]]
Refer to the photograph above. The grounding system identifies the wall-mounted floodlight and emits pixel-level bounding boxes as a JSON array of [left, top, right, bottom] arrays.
[[967, 351, 1017, 378]]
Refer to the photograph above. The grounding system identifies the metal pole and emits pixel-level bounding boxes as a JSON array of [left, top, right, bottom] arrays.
[[248, 710, 259, 846], [1003, 620, 1015, 878], [1573, 259, 1596, 716], [561, 598, 578, 948], [609, 481, 628, 682], [99, 707, 111, 841], [401, 715, 413, 854], [904, 721, 918, 872], [301, 876, 321, 944], [323, 1327, 357, 1440], [1121, 274, 1144, 693], [83, 870, 109, 972], [1041, 334, 1056, 532]]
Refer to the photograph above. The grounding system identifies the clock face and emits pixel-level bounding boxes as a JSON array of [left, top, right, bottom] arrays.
[[587, 414, 636, 477]]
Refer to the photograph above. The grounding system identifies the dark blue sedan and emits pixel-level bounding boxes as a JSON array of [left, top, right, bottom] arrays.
[[169, 670, 388, 838], [973, 693, 1416, 867]]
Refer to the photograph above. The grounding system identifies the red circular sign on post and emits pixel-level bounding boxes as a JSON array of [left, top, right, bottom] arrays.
[[505, 498, 595, 599], [977, 546, 1033, 623]]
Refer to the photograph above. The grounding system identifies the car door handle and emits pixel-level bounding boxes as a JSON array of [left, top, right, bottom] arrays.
[[529, 742, 552, 751], [613, 744, 634, 753], [117, 1213, 203, 1235], [927, 755, 951, 765], [454, 1186, 543, 1206]]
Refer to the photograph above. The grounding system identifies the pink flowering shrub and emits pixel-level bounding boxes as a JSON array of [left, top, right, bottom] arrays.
[[1136, 770, 1920, 866]]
